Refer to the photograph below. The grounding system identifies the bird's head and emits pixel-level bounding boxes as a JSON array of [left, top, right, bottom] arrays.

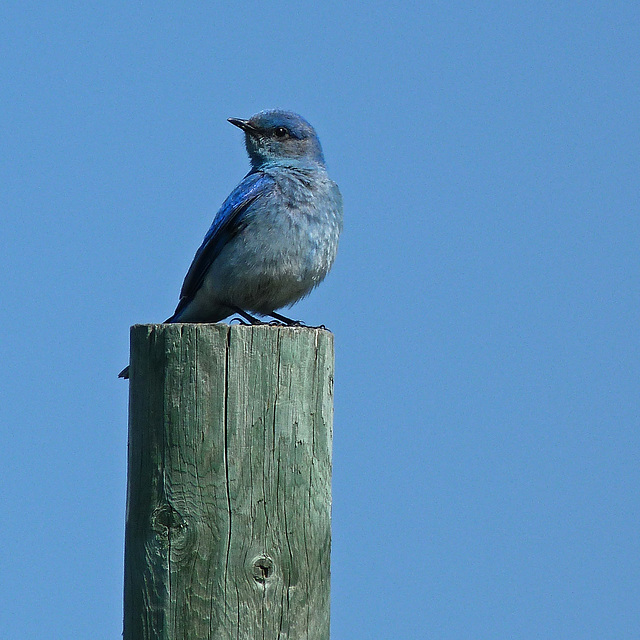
[[228, 110, 326, 169]]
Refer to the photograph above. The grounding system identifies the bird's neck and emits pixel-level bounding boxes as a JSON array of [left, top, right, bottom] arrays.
[[253, 157, 326, 173]]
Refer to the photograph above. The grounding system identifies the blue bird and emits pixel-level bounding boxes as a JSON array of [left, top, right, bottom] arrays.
[[119, 110, 343, 378]]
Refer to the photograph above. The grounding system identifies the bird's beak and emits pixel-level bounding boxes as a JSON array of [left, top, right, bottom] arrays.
[[228, 117, 259, 135]]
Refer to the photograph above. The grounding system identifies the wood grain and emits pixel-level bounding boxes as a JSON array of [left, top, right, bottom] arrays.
[[123, 324, 333, 640]]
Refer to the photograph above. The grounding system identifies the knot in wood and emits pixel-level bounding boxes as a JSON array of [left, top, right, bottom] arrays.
[[152, 503, 187, 536], [252, 555, 274, 584]]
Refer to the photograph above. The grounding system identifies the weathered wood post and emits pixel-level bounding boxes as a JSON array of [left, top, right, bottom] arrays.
[[123, 323, 333, 640]]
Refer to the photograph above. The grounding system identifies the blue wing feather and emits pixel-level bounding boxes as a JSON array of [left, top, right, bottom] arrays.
[[170, 170, 275, 318]]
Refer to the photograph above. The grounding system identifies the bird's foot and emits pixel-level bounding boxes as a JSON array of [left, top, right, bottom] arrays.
[[267, 311, 305, 326], [231, 306, 268, 325]]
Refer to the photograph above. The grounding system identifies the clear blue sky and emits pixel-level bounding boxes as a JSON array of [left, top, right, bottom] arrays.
[[1, 3, 638, 638]]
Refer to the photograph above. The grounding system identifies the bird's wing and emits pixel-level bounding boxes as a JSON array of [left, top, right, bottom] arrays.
[[172, 170, 275, 316]]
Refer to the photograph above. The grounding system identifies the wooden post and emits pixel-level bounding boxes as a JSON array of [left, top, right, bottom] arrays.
[[123, 324, 334, 640]]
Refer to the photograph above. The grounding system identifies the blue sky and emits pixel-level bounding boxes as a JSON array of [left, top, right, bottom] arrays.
[[1, 2, 639, 638]]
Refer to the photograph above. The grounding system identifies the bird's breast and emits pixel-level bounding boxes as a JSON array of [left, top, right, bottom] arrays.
[[202, 167, 342, 314]]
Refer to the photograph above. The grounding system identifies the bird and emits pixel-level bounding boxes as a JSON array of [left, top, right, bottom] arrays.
[[119, 109, 343, 379]]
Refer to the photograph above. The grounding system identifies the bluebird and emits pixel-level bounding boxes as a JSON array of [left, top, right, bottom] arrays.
[[119, 109, 342, 378]]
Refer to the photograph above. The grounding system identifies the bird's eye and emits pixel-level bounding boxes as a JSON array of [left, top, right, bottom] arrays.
[[274, 127, 288, 138]]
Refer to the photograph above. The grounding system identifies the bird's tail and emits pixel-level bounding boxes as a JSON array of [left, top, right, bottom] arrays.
[[118, 312, 179, 379]]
